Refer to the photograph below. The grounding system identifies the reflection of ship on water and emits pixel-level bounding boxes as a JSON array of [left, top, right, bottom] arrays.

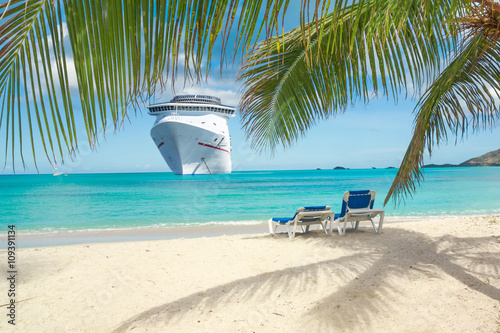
[[148, 95, 236, 175]]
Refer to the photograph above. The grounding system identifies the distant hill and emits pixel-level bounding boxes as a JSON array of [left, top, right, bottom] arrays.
[[459, 148, 500, 167], [423, 148, 500, 168]]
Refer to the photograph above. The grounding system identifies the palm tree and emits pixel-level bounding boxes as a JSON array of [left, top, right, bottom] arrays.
[[0, 0, 291, 170], [238, 0, 500, 204]]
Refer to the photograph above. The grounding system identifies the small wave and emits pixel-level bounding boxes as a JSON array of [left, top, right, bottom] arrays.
[[10, 220, 268, 236]]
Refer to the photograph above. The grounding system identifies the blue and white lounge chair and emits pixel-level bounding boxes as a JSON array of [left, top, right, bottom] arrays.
[[330, 190, 385, 236], [269, 206, 333, 238]]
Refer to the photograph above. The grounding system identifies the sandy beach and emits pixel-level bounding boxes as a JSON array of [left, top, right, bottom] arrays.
[[1, 215, 500, 332]]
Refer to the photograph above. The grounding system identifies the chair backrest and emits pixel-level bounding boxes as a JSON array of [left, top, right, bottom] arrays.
[[301, 206, 330, 212], [296, 206, 331, 222], [339, 190, 375, 218]]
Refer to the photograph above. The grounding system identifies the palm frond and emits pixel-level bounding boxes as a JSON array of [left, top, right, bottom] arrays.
[[0, 0, 294, 169], [238, 0, 463, 153], [385, 33, 500, 205], [0, 0, 74, 169]]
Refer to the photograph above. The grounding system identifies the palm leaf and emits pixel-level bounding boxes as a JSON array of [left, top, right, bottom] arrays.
[[238, 0, 463, 153], [0, 0, 295, 169], [385, 33, 500, 205]]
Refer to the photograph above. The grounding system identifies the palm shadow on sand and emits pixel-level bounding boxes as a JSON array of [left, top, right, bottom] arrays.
[[113, 226, 500, 332]]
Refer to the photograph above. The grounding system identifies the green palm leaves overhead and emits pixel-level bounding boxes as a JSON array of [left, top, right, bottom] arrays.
[[238, 0, 500, 204], [0, 0, 291, 170]]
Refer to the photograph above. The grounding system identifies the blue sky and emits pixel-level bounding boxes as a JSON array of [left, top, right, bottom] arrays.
[[2, 4, 500, 174]]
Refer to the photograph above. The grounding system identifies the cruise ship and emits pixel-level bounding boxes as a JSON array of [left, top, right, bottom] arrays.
[[148, 95, 236, 175]]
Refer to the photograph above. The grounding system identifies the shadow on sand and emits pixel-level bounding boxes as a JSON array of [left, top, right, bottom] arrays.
[[113, 227, 500, 332]]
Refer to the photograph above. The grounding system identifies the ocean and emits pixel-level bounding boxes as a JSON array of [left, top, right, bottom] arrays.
[[1, 168, 499, 233]]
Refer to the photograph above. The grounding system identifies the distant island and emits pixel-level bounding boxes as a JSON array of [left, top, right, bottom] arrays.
[[423, 148, 500, 168]]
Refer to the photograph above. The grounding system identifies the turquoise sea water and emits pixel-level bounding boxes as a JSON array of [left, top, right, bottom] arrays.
[[1, 168, 499, 233]]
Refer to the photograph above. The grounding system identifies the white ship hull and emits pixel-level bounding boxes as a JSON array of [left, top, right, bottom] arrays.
[[151, 114, 232, 175]]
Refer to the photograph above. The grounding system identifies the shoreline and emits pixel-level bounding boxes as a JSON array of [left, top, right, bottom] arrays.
[[2, 214, 499, 249], [0, 223, 267, 249]]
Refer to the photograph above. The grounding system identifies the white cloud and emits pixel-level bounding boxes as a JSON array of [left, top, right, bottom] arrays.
[[50, 57, 79, 89]]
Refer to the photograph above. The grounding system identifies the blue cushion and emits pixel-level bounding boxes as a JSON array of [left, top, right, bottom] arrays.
[[334, 213, 341, 219], [272, 217, 293, 223]]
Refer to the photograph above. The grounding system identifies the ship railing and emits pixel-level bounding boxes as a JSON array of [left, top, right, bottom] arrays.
[[171, 95, 222, 105], [148, 104, 235, 116]]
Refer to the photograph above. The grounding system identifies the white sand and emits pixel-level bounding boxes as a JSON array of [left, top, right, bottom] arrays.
[[1, 215, 500, 332]]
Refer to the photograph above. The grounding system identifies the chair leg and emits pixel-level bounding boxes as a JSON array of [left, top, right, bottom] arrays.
[[268, 219, 278, 235], [320, 221, 328, 235], [287, 222, 297, 238], [374, 212, 384, 233], [369, 218, 377, 232], [379, 212, 385, 233], [336, 220, 346, 236]]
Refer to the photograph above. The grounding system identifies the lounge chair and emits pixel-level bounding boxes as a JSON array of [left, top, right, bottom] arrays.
[[268, 206, 333, 238], [330, 190, 385, 236]]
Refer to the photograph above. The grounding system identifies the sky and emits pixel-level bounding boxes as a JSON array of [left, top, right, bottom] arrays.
[[2, 3, 500, 175]]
